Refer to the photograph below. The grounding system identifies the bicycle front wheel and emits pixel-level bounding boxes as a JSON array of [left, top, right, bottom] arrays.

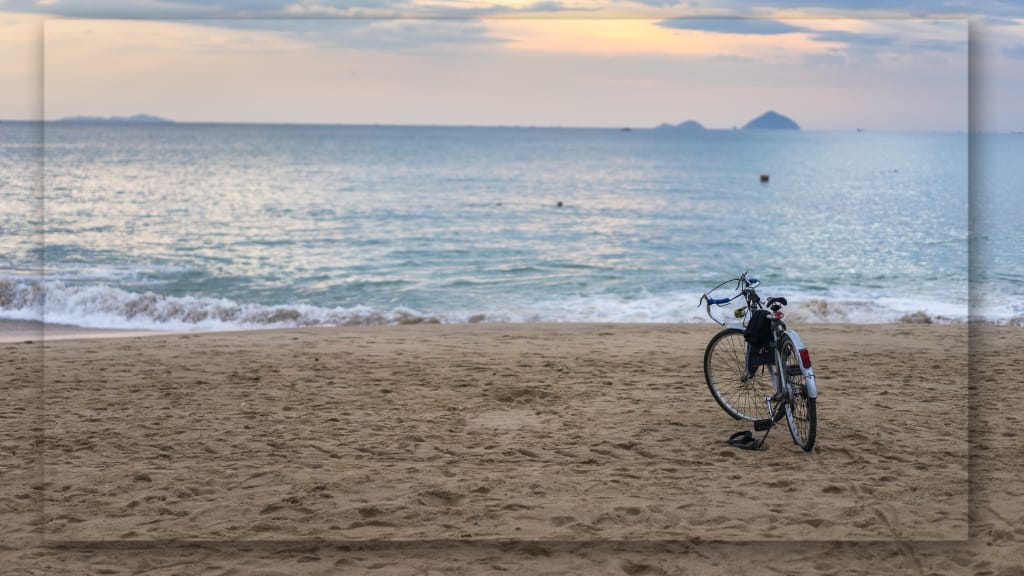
[[703, 328, 776, 421], [777, 334, 817, 451]]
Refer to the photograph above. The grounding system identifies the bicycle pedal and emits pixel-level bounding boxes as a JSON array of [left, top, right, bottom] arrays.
[[753, 418, 774, 432], [787, 366, 803, 377]]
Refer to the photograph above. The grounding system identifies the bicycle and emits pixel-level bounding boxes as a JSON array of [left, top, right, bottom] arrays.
[[699, 272, 817, 451]]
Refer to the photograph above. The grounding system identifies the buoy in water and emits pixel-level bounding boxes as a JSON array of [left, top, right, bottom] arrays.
[[759, 174, 770, 183]]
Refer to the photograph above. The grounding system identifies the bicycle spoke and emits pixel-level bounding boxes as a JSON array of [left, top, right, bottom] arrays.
[[704, 329, 775, 421], [778, 336, 816, 451]]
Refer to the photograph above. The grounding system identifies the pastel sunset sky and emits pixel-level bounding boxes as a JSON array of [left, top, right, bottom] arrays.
[[2, 0, 1021, 131]]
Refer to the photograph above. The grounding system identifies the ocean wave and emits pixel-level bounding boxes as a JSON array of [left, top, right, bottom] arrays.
[[0, 278, 441, 331], [0, 277, 1010, 332], [468, 291, 976, 325]]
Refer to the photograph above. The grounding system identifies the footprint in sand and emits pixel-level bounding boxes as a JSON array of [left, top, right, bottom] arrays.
[[418, 489, 463, 507]]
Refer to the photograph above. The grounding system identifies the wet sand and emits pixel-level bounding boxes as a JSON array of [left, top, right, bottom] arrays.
[[0, 322, 1018, 574], [0, 319, 167, 343]]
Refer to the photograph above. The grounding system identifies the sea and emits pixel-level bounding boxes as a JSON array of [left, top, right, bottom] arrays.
[[1, 121, 1018, 332]]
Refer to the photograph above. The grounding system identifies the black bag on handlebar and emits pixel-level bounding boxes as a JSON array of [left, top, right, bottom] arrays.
[[744, 309, 773, 372]]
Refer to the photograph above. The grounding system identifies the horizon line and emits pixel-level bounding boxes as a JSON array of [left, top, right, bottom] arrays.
[[1, 118, 977, 133]]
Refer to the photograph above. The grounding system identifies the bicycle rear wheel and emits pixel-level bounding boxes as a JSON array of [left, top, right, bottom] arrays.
[[703, 328, 776, 421], [777, 334, 817, 451]]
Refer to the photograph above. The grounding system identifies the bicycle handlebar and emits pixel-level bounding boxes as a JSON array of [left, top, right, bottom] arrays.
[[700, 271, 779, 326]]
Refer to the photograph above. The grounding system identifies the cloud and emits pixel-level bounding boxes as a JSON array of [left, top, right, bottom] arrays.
[[0, 0, 1022, 20], [6, 0, 285, 15], [679, 0, 1019, 18], [0, 0, 1012, 54], [810, 28, 895, 46], [656, 17, 966, 64], [0, 0, 589, 18], [657, 19, 808, 35], [160, 17, 508, 53], [486, 17, 845, 61]]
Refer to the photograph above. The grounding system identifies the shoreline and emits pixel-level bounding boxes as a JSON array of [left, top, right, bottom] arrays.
[[0, 318, 171, 343], [0, 316, 1002, 344]]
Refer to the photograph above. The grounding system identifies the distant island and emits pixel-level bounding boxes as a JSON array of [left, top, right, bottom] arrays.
[[741, 111, 800, 130], [655, 120, 705, 132], [55, 114, 175, 124], [652, 111, 800, 131]]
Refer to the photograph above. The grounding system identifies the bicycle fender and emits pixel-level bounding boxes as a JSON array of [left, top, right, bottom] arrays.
[[784, 330, 818, 399]]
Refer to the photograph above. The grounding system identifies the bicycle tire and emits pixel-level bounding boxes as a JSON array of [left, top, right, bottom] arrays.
[[777, 334, 817, 451], [703, 328, 776, 421]]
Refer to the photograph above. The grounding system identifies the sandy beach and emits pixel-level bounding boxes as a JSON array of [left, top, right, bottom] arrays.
[[1, 322, 1020, 574]]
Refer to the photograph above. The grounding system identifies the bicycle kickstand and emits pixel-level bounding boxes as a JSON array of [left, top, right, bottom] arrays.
[[752, 395, 779, 446]]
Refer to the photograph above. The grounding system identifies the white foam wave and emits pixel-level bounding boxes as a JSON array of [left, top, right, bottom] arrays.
[[462, 290, 977, 325], [0, 278, 441, 331], [0, 277, 1014, 332]]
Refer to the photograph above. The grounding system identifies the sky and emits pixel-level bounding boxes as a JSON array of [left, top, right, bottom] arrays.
[[1, 1, 1021, 131]]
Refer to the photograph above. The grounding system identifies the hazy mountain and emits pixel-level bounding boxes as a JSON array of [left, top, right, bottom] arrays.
[[56, 114, 174, 124], [655, 119, 706, 131], [742, 111, 800, 130]]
